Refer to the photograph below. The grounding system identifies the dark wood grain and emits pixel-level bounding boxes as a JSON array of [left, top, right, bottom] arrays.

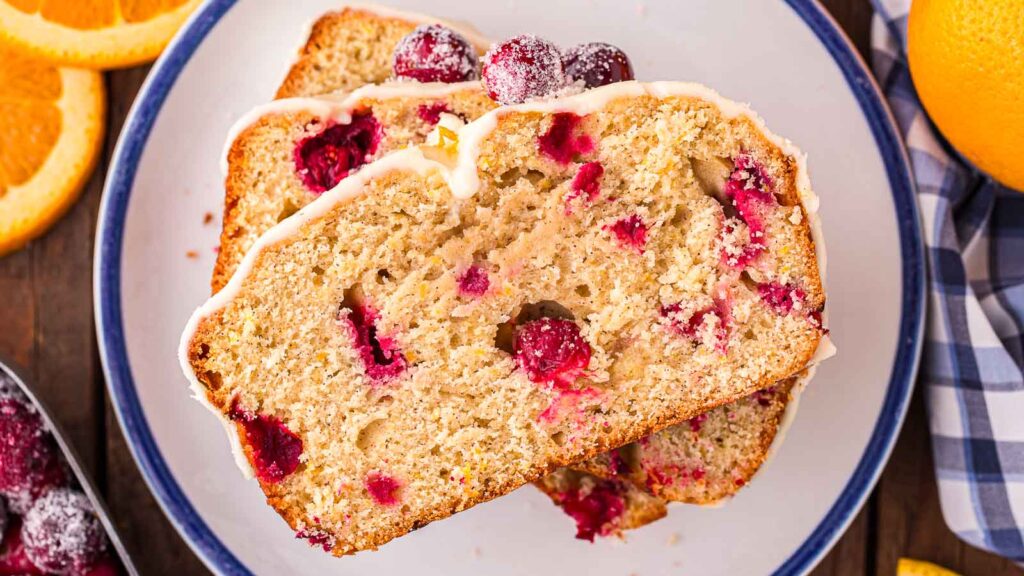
[[0, 1, 1020, 575]]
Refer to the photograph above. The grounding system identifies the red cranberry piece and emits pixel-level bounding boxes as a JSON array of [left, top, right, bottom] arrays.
[[294, 114, 381, 194], [719, 154, 776, 269], [340, 305, 407, 383], [758, 282, 806, 315], [417, 102, 450, 126], [554, 480, 625, 542], [392, 24, 479, 83], [661, 299, 731, 352], [482, 35, 565, 104], [457, 265, 490, 297], [0, 519, 45, 576], [691, 466, 706, 481], [688, 412, 709, 433], [566, 161, 603, 211], [563, 42, 635, 89], [228, 401, 303, 484], [296, 527, 335, 552], [607, 450, 629, 476], [753, 386, 777, 407], [78, 555, 121, 576], [604, 214, 648, 252], [0, 398, 68, 514], [513, 318, 592, 386], [364, 472, 402, 506], [22, 489, 107, 575], [538, 113, 594, 164]]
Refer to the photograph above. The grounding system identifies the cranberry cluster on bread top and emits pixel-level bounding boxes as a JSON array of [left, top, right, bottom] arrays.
[[389, 24, 635, 105], [0, 378, 119, 576]]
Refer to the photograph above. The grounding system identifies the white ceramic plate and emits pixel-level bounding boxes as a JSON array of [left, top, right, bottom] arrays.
[[95, 1, 924, 574]]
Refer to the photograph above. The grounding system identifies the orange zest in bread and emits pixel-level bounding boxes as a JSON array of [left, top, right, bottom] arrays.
[[0, 44, 105, 256], [276, 7, 490, 99], [214, 83, 497, 293], [182, 82, 828, 555], [0, 0, 202, 69]]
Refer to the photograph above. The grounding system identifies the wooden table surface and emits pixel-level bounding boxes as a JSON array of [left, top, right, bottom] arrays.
[[1, 1, 1022, 574]]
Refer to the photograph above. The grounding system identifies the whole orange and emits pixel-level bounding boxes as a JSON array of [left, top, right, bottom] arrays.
[[908, 0, 1024, 191]]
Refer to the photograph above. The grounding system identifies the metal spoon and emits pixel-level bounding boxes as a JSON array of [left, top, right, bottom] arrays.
[[0, 356, 139, 576]]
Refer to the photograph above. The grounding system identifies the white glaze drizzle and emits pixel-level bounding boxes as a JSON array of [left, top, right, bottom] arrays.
[[220, 81, 484, 175]]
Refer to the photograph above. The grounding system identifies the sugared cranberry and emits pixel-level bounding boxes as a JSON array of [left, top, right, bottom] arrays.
[[604, 214, 648, 252], [392, 24, 479, 83], [0, 398, 68, 514], [0, 519, 44, 575], [22, 489, 107, 575], [294, 114, 381, 194], [417, 102, 450, 126], [512, 318, 592, 387], [566, 161, 603, 211], [228, 400, 303, 484], [339, 304, 407, 383], [758, 282, 806, 315], [78, 555, 121, 576], [482, 35, 565, 104], [563, 42, 635, 89], [365, 472, 402, 506], [457, 265, 490, 297], [554, 480, 625, 542], [296, 527, 334, 552], [538, 113, 594, 164]]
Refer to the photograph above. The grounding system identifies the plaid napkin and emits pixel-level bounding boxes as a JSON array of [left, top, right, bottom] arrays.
[[871, 0, 1024, 562]]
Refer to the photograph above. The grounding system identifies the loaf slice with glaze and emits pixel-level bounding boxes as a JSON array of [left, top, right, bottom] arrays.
[[276, 6, 489, 99], [538, 374, 801, 538], [182, 81, 829, 555], [213, 83, 497, 292]]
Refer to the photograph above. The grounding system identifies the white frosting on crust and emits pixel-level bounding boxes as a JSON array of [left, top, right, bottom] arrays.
[[183, 80, 833, 478], [220, 81, 484, 175]]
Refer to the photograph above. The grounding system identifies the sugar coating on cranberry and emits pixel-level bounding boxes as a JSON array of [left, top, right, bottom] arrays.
[[228, 400, 303, 484], [563, 42, 635, 89], [340, 304, 407, 383], [365, 472, 402, 506], [758, 282, 806, 315], [0, 519, 44, 575], [457, 265, 490, 297], [294, 114, 381, 194], [604, 214, 648, 252], [554, 480, 625, 542], [538, 113, 594, 164], [417, 102, 451, 126], [296, 527, 335, 552], [22, 488, 108, 575], [513, 318, 592, 387], [482, 35, 565, 104], [392, 24, 479, 83], [0, 398, 68, 514], [566, 161, 603, 212]]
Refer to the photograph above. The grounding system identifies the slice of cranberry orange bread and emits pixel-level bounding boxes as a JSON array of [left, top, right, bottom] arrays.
[[276, 6, 490, 99], [181, 81, 830, 555], [213, 82, 497, 292], [535, 469, 667, 541], [538, 375, 801, 539]]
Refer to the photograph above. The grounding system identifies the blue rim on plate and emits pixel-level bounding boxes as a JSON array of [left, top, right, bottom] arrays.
[[94, 1, 925, 574]]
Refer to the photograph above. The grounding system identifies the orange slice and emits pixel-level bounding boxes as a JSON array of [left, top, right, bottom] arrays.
[[0, 0, 202, 69], [0, 43, 105, 256]]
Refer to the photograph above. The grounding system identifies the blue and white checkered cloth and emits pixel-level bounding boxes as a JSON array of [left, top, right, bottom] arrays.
[[872, 0, 1024, 562]]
